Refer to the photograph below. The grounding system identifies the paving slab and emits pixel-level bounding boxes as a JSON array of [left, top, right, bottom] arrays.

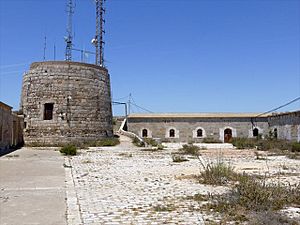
[[0, 148, 66, 225]]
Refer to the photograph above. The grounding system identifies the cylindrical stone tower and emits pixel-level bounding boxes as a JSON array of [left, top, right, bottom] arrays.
[[20, 61, 113, 145]]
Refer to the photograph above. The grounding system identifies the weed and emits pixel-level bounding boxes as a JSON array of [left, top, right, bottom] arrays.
[[153, 204, 176, 212], [179, 144, 200, 155], [157, 144, 165, 150], [232, 137, 256, 149], [143, 138, 158, 147], [60, 144, 77, 156], [202, 137, 222, 143], [291, 142, 300, 152], [118, 153, 133, 157], [94, 137, 120, 146], [172, 154, 189, 163], [6, 154, 19, 158], [287, 152, 300, 160], [199, 161, 238, 185], [203, 174, 300, 222], [132, 137, 145, 147]]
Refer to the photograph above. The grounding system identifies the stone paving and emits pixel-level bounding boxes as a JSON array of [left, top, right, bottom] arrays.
[[65, 136, 300, 224], [65, 136, 228, 225]]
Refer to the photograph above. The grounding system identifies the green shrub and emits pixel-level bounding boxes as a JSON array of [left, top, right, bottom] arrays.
[[256, 139, 291, 151], [143, 138, 158, 147], [206, 174, 300, 212], [132, 137, 145, 147], [60, 144, 77, 156], [179, 144, 200, 155], [202, 137, 222, 143], [291, 142, 300, 152], [157, 144, 165, 150], [232, 137, 256, 149], [94, 137, 120, 146], [199, 161, 238, 185]]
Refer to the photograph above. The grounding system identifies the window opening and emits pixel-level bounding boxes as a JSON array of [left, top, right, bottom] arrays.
[[44, 103, 54, 120], [274, 128, 278, 139], [197, 129, 203, 137], [169, 129, 175, 137], [142, 129, 148, 138], [253, 128, 259, 137]]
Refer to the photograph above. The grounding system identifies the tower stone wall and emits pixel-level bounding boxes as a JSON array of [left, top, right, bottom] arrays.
[[21, 61, 113, 145]]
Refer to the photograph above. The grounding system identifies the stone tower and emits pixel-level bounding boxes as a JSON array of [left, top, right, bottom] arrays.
[[20, 61, 113, 145]]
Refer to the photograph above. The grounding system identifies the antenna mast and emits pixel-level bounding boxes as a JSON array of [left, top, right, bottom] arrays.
[[93, 0, 105, 66], [65, 0, 75, 61]]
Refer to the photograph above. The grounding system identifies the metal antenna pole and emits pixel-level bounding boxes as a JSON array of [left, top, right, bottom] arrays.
[[93, 0, 105, 66], [65, 0, 75, 61], [43, 36, 47, 61]]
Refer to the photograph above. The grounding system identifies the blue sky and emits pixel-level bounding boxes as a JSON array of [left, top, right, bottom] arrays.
[[0, 0, 299, 115]]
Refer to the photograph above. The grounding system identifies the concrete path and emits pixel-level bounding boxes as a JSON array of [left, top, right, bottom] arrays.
[[0, 148, 66, 225]]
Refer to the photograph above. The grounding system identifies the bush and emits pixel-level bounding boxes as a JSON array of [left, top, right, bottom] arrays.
[[202, 137, 222, 143], [223, 175, 299, 211], [199, 161, 238, 185], [179, 144, 200, 155], [143, 138, 158, 147], [232, 137, 256, 149], [93, 137, 120, 146], [60, 144, 77, 156], [157, 144, 165, 150], [132, 137, 145, 147], [291, 142, 300, 152]]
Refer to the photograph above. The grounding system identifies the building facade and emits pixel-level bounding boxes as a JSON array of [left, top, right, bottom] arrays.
[[21, 61, 113, 145], [268, 111, 300, 142], [127, 113, 270, 143], [0, 102, 24, 150]]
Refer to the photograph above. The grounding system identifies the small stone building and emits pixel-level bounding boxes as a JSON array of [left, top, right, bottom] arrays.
[[20, 61, 113, 145], [0, 102, 24, 150], [127, 113, 269, 143]]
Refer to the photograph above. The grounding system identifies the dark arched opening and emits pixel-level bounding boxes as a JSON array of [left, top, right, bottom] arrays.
[[142, 129, 148, 138], [274, 128, 278, 139], [224, 128, 232, 143], [253, 128, 259, 137], [197, 129, 203, 137], [169, 129, 175, 138]]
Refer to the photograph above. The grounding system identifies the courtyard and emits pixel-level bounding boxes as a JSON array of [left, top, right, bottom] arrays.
[[1, 135, 300, 225]]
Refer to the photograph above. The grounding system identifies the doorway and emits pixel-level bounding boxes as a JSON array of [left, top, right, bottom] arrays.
[[224, 128, 232, 143]]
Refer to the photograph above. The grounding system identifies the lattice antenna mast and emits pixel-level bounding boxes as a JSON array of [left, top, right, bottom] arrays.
[[92, 0, 106, 66], [65, 0, 75, 61]]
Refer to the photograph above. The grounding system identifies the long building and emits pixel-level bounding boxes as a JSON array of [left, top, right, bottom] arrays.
[[127, 111, 300, 143]]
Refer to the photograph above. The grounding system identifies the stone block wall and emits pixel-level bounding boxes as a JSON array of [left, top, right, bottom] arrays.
[[21, 61, 113, 145]]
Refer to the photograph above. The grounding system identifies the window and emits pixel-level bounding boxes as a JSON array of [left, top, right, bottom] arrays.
[[44, 103, 54, 120], [142, 129, 148, 138], [0, 125, 2, 141], [253, 128, 259, 137], [197, 129, 203, 137], [169, 129, 175, 137], [274, 128, 278, 139]]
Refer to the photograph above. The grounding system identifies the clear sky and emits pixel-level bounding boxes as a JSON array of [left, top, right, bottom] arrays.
[[0, 0, 299, 116]]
